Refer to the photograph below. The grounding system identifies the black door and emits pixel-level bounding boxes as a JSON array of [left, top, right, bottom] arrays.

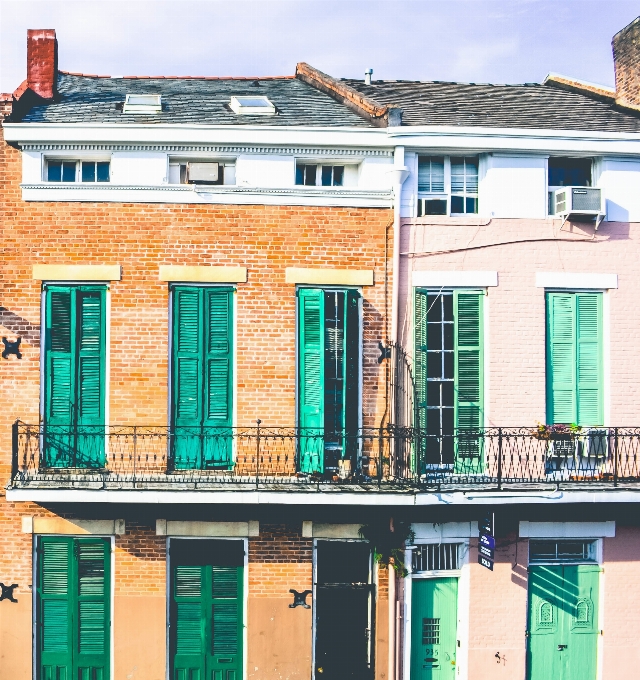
[[315, 541, 374, 680]]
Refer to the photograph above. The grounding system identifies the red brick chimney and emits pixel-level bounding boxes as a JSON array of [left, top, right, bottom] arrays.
[[612, 17, 640, 110], [27, 29, 57, 99]]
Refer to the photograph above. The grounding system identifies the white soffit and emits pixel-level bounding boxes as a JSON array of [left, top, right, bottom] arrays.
[[412, 270, 498, 288], [519, 521, 615, 538], [412, 522, 478, 540], [535, 272, 618, 289]]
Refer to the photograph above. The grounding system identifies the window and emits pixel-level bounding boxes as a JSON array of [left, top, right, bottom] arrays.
[[123, 94, 162, 113], [43, 285, 106, 468], [548, 157, 592, 214], [171, 286, 234, 470], [47, 160, 110, 183], [417, 155, 478, 216], [546, 292, 603, 426], [37, 536, 111, 680], [296, 163, 345, 187], [168, 161, 235, 186], [412, 543, 461, 572], [415, 290, 484, 472], [529, 540, 597, 563], [298, 288, 360, 474], [229, 95, 275, 115]]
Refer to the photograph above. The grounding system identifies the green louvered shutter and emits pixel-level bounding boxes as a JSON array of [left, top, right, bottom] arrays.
[[454, 291, 484, 473], [576, 294, 603, 425], [298, 288, 325, 473], [547, 293, 578, 424], [39, 537, 73, 680], [173, 565, 206, 680], [203, 288, 233, 467], [211, 566, 243, 673], [414, 290, 429, 469]]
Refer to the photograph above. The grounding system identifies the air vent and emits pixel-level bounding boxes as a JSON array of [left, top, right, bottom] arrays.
[[229, 96, 276, 115], [123, 94, 162, 114]]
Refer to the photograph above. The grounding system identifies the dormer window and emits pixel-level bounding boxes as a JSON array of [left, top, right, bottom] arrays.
[[168, 160, 236, 186], [123, 94, 162, 114], [229, 96, 276, 115], [46, 160, 110, 183]]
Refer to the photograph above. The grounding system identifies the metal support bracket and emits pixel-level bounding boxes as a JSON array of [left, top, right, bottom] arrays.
[[289, 589, 312, 609], [0, 583, 18, 603], [2, 337, 22, 359]]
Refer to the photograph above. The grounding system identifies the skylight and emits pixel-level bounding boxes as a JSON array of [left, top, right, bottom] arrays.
[[123, 94, 162, 114], [229, 96, 276, 115]]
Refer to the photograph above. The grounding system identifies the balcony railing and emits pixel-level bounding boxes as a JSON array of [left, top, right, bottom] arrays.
[[9, 422, 640, 491]]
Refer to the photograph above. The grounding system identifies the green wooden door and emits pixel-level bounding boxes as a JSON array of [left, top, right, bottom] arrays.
[[38, 536, 111, 680], [44, 285, 106, 468], [527, 565, 599, 680], [171, 543, 244, 680], [411, 578, 458, 680], [172, 286, 234, 470]]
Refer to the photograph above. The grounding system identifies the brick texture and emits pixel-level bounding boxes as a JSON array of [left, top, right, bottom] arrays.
[[613, 17, 640, 108]]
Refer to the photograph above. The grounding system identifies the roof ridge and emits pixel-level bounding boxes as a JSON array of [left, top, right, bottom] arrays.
[[58, 70, 295, 80]]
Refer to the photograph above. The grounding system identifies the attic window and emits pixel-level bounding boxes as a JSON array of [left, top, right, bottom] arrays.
[[123, 94, 162, 113], [229, 96, 275, 115]]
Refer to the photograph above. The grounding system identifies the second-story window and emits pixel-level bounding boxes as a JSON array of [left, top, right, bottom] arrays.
[[168, 161, 236, 186], [47, 160, 110, 183], [417, 155, 479, 216], [296, 163, 345, 187]]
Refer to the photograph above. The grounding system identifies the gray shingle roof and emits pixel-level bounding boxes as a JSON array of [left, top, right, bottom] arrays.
[[20, 73, 374, 127], [342, 79, 640, 133]]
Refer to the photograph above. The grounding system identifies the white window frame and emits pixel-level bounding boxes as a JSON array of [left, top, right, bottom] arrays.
[[416, 155, 479, 216], [167, 157, 236, 186], [43, 157, 111, 183], [294, 161, 358, 188]]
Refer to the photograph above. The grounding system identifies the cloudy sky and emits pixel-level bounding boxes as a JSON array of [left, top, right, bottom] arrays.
[[1, 0, 638, 93]]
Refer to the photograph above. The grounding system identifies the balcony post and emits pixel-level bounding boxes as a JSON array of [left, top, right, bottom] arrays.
[[497, 427, 503, 491], [133, 425, 137, 486], [378, 426, 384, 488], [256, 420, 261, 489], [11, 419, 19, 481], [613, 427, 619, 487]]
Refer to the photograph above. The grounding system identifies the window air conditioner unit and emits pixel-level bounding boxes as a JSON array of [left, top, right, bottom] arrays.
[[187, 162, 219, 184], [552, 187, 605, 229]]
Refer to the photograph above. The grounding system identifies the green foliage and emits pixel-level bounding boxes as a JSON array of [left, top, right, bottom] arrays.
[[358, 521, 415, 577]]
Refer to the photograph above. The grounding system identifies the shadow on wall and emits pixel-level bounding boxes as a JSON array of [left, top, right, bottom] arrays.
[[0, 306, 40, 346]]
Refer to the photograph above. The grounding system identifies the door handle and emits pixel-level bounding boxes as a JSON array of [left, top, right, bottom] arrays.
[[557, 645, 567, 651]]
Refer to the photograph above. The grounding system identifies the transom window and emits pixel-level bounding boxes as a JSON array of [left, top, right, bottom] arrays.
[[417, 155, 478, 216], [296, 163, 344, 187], [47, 160, 110, 183], [412, 543, 461, 572], [529, 540, 597, 563]]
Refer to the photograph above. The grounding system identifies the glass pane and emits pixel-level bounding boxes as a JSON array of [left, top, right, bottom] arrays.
[[425, 199, 447, 215], [96, 162, 110, 182], [81, 162, 95, 182], [295, 165, 304, 185], [304, 165, 317, 186], [418, 156, 445, 192], [426, 325, 442, 350], [466, 196, 478, 214], [450, 158, 465, 192], [450, 195, 464, 214], [442, 381, 454, 406], [548, 157, 592, 187], [47, 161, 62, 182], [443, 352, 454, 379], [427, 381, 443, 406], [426, 294, 442, 322], [427, 352, 443, 379], [442, 294, 454, 321], [443, 323, 454, 349], [465, 157, 479, 192], [426, 409, 441, 432], [62, 162, 76, 182], [441, 407, 454, 434], [321, 166, 332, 186], [333, 166, 344, 186]]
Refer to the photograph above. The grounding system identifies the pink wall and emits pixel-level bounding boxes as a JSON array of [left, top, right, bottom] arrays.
[[400, 217, 640, 425]]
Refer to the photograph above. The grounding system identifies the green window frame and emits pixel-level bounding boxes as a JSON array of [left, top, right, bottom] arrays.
[[37, 536, 111, 680], [170, 285, 234, 470], [297, 288, 361, 474], [43, 284, 107, 468], [415, 289, 484, 473], [546, 292, 603, 426]]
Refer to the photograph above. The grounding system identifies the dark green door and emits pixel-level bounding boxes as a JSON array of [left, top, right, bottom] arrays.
[[171, 540, 244, 680], [411, 578, 458, 680], [171, 286, 234, 469], [527, 565, 599, 680], [43, 285, 106, 468], [38, 536, 111, 680]]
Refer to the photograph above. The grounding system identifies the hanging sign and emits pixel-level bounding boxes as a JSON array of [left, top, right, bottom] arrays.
[[478, 511, 495, 571]]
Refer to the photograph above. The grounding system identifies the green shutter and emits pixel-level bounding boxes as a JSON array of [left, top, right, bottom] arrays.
[[454, 291, 484, 473], [298, 288, 325, 473], [414, 290, 429, 469], [172, 286, 234, 469], [44, 286, 106, 468], [546, 293, 603, 426], [39, 537, 110, 680], [343, 290, 361, 462]]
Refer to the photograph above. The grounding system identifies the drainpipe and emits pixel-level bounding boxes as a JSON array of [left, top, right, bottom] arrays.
[[390, 148, 410, 345]]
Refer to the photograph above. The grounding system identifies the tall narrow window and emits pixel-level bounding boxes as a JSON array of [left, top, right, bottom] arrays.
[[546, 292, 603, 426], [171, 286, 234, 470], [450, 157, 478, 214], [37, 536, 111, 680], [298, 288, 360, 474], [415, 290, 484, 472], [43, 285, 106, 468]]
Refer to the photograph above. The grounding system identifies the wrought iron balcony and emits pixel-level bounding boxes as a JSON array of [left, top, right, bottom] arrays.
[[9, 421, 640, 492]]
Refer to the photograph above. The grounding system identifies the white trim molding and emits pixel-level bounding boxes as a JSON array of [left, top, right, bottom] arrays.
[[412, 270, 498, 288], [33, 264, 122, 281], [302, 522, 363, 539], [286, 267, 374, 286], [535, 272, 618, 289], [155, 520, 259, 537], [23, 517, 125, 535], [159, 265, 247, 283], [412, 522, 478, 540], [519, 521, 616, 538]]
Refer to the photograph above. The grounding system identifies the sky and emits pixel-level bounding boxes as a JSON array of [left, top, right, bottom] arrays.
[[0, 0, 638, 94]]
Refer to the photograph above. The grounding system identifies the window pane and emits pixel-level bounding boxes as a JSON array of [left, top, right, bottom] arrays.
[[81, 162, 95, 182], [465, 157, 479, 192], [47, 161, 62, 182], [295, 165, 304, 185], [443, 323, 454, 348], [304, 165, 317, 186], [427, 352, 443, 379], [425, 199, 447, 215], [442, 381, 454, 405], [466, 196, 478, 214], [427, 325, 442, 350], [443, 352, 454, 379], [62, 162, 76, 182], [450, 195, 464, 213], [548, 157, 592, 187], [450, 158, 465, 192], [418, 156, 445, 192], [426, 294, 442, 323], [332, 166, 344, 186], [96, 162, 110, 182], [442, 295, 454, 322], [321, 165, 332, 187]]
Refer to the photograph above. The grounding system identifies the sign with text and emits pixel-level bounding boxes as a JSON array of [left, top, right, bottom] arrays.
[[478, 554, 494, 571], [478, 511, 495, 571]]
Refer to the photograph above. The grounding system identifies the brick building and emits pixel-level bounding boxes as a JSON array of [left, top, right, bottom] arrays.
[[1, 17, 640, 680]]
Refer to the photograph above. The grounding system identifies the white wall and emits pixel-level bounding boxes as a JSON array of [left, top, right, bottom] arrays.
[[598, 159, 640, 222], [480, 154, 547, 218], [110, 152, 167, 185], [235, 154, 295, 188], [358, 156, 394, 191], [22, 151, 43, 183]]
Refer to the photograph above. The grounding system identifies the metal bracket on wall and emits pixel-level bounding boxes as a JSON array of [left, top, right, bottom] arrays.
[[377, 341, 391, 364], [289, 589, 312, 609], [2, 337, 22, 359], [0, 583, 18, 603]]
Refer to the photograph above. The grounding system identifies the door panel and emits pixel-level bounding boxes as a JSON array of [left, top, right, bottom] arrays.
[[411, 578, 458, 680], [527, 565, 599, 680]]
